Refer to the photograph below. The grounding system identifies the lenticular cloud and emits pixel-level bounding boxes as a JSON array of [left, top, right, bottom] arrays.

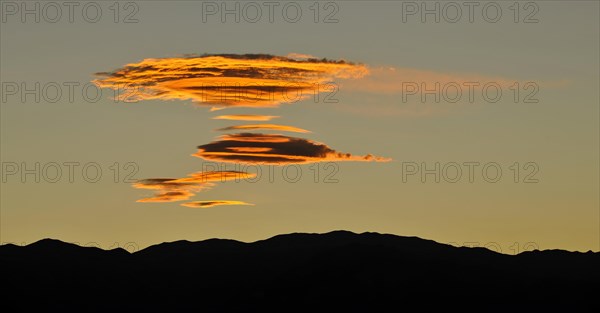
[[96, 53, 389, 207], [94, 53, 368, 108], [194, 133, 390, 165]]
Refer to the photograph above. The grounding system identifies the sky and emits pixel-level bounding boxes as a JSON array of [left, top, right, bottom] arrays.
[[1, 0, 598, 252]]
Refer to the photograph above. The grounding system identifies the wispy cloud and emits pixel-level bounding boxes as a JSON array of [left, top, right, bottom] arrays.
[[336, 66, 564, 117], [345, 66, 518, 94], [133, 171, 255, 203]]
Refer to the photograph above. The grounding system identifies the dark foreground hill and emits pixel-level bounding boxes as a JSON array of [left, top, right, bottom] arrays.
[[1, 231, 598, 312]]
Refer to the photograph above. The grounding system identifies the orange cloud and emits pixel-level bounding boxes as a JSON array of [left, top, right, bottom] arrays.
[[217, 124, 311, 133], [137, 190, 196, 203], [226, 147, 273, 153], [181, 201, 253, 208], [193, 133, 391, 165], [133, 178, 201, 191], [219, 133, 292, 143], [213, 115, 279, 121], [133, 171, 256, 203], [94, 54, 368, 108], [173, 171, 256, 183]]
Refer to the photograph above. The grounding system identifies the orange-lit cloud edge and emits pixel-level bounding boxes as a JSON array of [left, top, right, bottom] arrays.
[[182, 201, 254, 208], [213, 115, 280, 121], [217, 124, 311, 133]]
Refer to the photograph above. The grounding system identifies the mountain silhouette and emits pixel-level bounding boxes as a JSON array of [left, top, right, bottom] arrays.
[[1, 231, 597, 312]]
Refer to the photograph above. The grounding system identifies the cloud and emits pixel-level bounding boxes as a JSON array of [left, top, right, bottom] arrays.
[[137, 190, 196, 203], [133, 178, 201, 190], [286, 52, 318, 60], [97, 53, 392, 206], [181, 201, 254, 208], [133, 171, 256, 203], [331, 101, 457, 118], [336, 67, 564, 117], [344, 66, 519, 94], [213, 114, 279, 121], [193, 133, 391, 164], [94, 54, 368, 109], [173, 171, 256, 183], [216, 124, 311, 133]]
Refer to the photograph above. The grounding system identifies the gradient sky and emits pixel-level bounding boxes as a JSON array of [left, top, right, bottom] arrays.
[[1, 1, 598, 252]]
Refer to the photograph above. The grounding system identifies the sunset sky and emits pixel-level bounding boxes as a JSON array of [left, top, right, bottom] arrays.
[[1, 1, 598, 252]]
